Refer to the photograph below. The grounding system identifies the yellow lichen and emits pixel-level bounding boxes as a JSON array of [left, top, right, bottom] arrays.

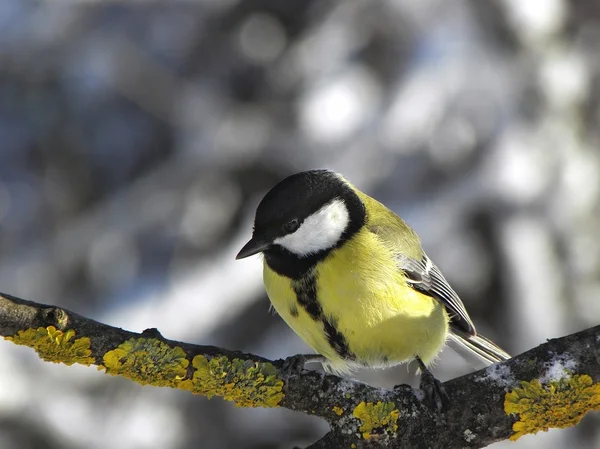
[[102, 338, 191, 389], [332, 405, 344, 416], [352, 401, 400, 440], [189, 355, 284, 408], [5, 326, 95, 366], [505, 374, 600, 441]]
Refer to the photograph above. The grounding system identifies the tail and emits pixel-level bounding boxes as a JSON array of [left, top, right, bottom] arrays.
[[449, 328, 511, 365]]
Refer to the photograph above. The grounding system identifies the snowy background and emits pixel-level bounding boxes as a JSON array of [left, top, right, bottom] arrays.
[[0, 0, 599, 448]]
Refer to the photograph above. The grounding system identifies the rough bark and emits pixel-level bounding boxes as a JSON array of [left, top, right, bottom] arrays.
[[1, 291, 599, 448]]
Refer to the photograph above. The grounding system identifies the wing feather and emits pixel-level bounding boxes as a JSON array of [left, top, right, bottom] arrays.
[[358, 192, 510, 364], [398, 253, 476, 334]]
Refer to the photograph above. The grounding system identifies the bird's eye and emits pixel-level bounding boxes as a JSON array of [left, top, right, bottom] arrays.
[[283, 219, 300, 233]]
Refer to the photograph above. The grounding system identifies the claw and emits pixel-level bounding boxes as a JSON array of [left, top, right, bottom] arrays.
[[415, 356, 448, 412], [280, 354, 324, 392], [281, 354, 308, 376]]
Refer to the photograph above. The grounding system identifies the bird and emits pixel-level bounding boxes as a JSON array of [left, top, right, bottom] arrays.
[[236, 169, 510, 409]]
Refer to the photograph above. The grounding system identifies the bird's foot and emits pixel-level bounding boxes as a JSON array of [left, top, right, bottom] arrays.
[[281, 354, 308, 376], [280, 354, 324, 391], [416, 356, 448, 412]]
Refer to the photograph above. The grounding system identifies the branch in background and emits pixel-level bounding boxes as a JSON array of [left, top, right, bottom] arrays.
[[1, 291, 599, 448]]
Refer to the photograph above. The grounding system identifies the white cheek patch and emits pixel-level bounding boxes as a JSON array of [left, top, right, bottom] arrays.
[[274, 199, 350, 257]]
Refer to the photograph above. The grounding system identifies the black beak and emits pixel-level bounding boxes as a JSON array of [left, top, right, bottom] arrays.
[[236, 237, 272, 259]]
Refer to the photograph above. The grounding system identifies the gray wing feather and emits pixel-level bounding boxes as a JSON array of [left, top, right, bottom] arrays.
[[398, 253, 476, 335], [365, 216, 510, 363]]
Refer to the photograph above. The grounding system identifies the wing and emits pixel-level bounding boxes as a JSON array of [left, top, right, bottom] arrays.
[[396, 253, 476, 335], [353, 188, 510, 363], [355, 189, 476, 335], [396, 249, 511, 362]]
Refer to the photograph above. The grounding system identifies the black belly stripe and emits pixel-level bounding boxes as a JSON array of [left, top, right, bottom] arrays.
[[322, 318, 354, 360], [291, 270, 355, 360], [292, 270, 322, 320]]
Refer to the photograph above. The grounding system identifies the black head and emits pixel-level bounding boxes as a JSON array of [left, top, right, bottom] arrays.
[[236, 170, 365, 278]]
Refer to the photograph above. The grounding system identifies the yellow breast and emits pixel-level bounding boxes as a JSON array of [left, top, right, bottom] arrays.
[[263, 228, 449, 373]]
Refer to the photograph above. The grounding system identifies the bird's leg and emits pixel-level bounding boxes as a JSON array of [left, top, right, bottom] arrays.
[[415, 356, 448, 412], [279, 354, 325, 392], [281, 353, 324, 375]]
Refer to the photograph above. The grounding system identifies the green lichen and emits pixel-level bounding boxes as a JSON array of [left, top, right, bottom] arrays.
[[5, 326, 95, 366], [189, 355, 284, 408], [102, 337, 191, 389], [352, 401, 400, 440], [505, 374, 600, 441]]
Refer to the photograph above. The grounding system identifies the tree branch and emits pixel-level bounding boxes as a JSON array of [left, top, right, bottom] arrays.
[[1, 291, 599, 448]]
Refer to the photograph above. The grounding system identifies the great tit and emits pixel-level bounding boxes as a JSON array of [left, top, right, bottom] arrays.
[[236, 169, 509, 408]]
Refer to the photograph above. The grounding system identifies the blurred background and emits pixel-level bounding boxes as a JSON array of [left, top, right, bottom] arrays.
[[0, 0, 599, 448]]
